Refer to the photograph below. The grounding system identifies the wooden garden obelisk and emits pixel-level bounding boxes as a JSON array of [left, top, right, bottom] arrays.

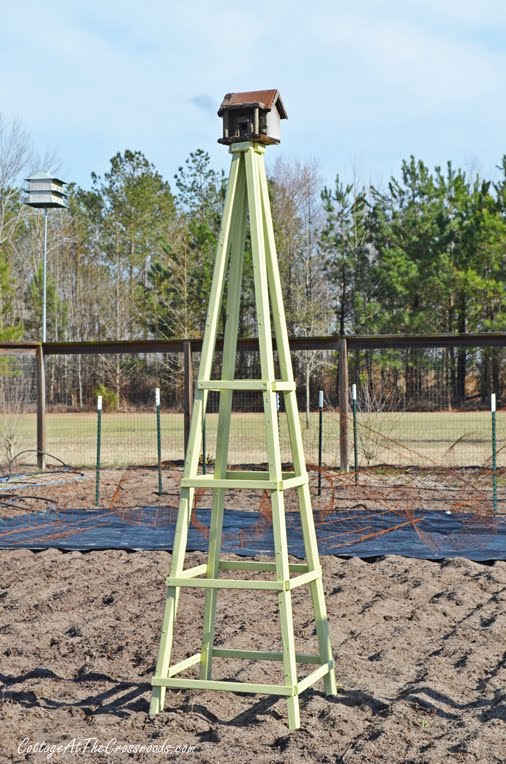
[[150, 90, 336, 730]]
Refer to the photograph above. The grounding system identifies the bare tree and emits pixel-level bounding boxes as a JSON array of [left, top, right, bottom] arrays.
[[269, 158, 333, 426]]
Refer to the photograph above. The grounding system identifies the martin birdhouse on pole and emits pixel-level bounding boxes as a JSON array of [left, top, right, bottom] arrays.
[[25, 172, 68, 208], [23, 172, 68, 349]]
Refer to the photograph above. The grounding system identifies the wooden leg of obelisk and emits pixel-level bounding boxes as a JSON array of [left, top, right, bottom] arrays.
[[257, 150, 337, 699], [200, 170, 247, 680], [299, 482, 337, 696], [285, 389, 337, 697], [150, 487, 193, 715], [271, 489, 300, 729], [150, 152, 241, 715]]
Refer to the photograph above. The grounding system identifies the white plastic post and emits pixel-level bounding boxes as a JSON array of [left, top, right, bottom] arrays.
[[97, 395, 103, 411], [351, 384, 357, 401], [491, 393, 496, 412], [318, 390, 324, 409], [155, 387, 161, 406]]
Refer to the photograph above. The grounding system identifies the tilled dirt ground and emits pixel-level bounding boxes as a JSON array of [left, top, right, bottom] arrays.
[[0, 547, 504, 763]]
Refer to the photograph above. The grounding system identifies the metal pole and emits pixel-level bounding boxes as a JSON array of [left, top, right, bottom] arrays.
[[491, 393, 497, 513], [95, 395, 102, 507], [36, 345, 46, 469], [42, 208, 48, 343], [318, 390, 323, 496], [352, 383, 359, 484], [156, 387, 163, 494]]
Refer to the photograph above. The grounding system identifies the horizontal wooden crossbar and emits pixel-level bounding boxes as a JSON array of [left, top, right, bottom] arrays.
[[153, 676, 294, 695], [211, 648, 322, 664], [288, 569, 321, 590], [166, 576, 284, 590], [199, 380, 269, 390], [181, 473, 307, 491], [152, 651, 334, 696], [182, 476, 278, 490], [198, 379, 296, 392], [218, 561, 308, 573], [224, 470, 306, 482], [177, 561, 310, 577], [282, 474, 307, 490], [296, 663, 335, 694], [167, 653, 202, 677], [166, 568, 321, 592], [176, 564, 208, 578]]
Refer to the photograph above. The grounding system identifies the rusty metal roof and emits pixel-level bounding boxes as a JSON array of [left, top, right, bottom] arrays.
[[218, 89, 287, 119]]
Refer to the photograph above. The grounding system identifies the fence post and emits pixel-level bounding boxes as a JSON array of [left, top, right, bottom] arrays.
[[352, 383, 358, 484], [491, 393, 497, 513], [36, 345, 46, 469], [338, 336, 349, 471], [95, 395, 102, 507], [183, 340, 193, 457], [155, 387, 163, 494]]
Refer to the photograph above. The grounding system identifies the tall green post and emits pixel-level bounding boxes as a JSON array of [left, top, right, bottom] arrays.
[[317, 390, 323, 496], [95, 394, 102, 507], [156, 387, 163, 495], [150, 90, 336, 730], [491, 393, 497, 513], [352, 383, 359, 484]]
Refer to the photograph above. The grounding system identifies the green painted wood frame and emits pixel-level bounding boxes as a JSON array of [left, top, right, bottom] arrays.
[[150, 142, 336, 730]]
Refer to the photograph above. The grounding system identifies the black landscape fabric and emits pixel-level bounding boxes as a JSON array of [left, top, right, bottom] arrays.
[[0, 507, 505, 561]]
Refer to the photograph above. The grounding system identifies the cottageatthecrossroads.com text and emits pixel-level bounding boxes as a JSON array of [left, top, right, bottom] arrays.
[[17, 737, 197, 759]]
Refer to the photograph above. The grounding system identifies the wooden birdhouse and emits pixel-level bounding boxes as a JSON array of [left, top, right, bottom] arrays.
[[218, 89, 287, 145]]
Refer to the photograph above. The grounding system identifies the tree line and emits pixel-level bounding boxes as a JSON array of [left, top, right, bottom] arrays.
[[1, 113, 505, 409]]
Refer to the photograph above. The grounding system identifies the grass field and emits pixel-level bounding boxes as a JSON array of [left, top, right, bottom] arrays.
[[0, 409, 504, 469]]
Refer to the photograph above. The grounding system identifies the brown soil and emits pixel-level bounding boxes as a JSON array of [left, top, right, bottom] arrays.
[[0, 467, 504, 762], [0, 547, 504, 763]]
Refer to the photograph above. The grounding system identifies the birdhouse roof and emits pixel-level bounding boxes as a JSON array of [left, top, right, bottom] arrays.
[[218, 90, 287, 119], [25, 171, 67, 185]]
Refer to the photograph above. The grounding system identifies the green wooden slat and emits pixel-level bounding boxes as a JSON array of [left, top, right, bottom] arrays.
[[281, 475, 308, 491], [212, 648, 322, 664], [178, 564, 208, 578], [167, 652, 202, 677], [200, 162, 248, 681], [288, 569, 321, 591], [259, 155, 337, 700], [218, 561, 308, 573], [272, 381, 296, 391], [198, 379, 269, 390], [166, 576, 284, 591], [246, 145, 301, 730], [181, 476, 279, 490], [295, 662, 334, 695], [149, 148, 242, 718], [197, 379, 295, 391], [153, 677, 294, 696]]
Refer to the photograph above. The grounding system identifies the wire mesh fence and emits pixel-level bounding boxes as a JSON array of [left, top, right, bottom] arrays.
[[348, 344, 506, 469], [0, 336, 504, 473], [44, 352, 184, 467], [0, 352, 37, 466]]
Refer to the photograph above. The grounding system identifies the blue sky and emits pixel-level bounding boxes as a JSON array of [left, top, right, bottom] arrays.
[[1, 0, 506, 190]]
